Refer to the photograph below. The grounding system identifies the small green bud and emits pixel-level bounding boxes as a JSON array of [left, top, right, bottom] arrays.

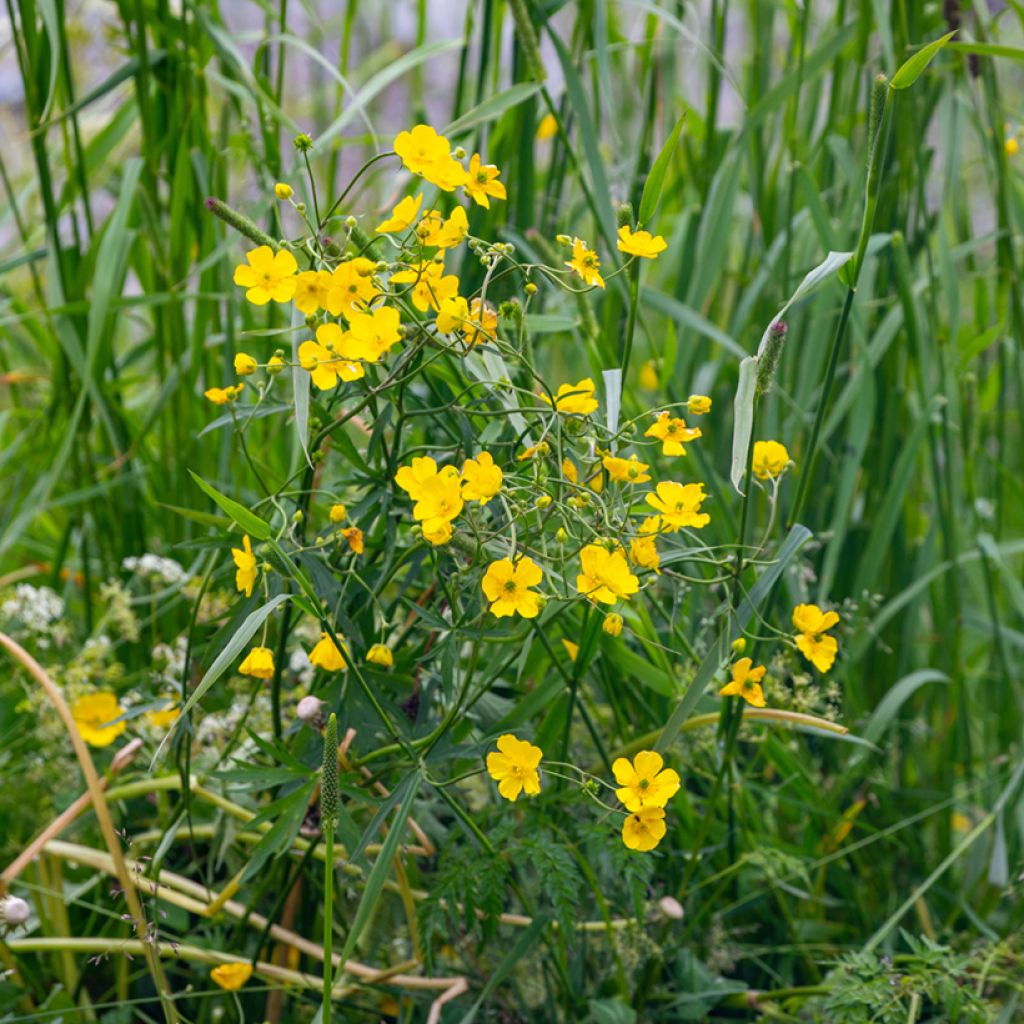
[[616, 201, 634, 228], [294, 133, 314, 152]]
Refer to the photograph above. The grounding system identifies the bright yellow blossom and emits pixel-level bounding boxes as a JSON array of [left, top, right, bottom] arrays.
[[687, 394, 712, 415], [145, 700, 180, 729], [346, 306, 402, 363], [234, 352, 257, 376], [366, 643, 394, 668], [239, 646, 275, 680], [72, 692, 126, 748], [395, 456, 451, 501], [617, 225, 667, 259], [298, 326, 364, 390], [309, 632, 348, 672], [482, 556, 543, 618], [405, 466, 463, 534], [629, 515, 662, 574], [603, 453, 651, 484], [210, 963, 253, 991], [341, 526, 364, 554], [541, 378, 598, 415], [752, 440, 791, 480], [274, 182, 293, 200], [393, 124, 450, 176], [639, 360, 659, 390], [719, 657, 767, 707], [486, 734, 542, 801], [422, 519, 453, 546], [465, 298, 498, 346], [645, 412, 702, 455], [576, 544, 640, 604], [464, 153, 507, 208], [325, 257, 379, 315], [293, 269, 333, 315], [562, 638, 580, 661], [204, 383, 244, 405], [622, 805, 666, 851], [391, 260, 459, 312], [793, 604, 840, 673], [645, 481, 710, 531], [536, 113, 558, 141], [436, 295, 470, 334], [612, 750, 680, 812], [603, 613, 623, 637], [376, 193, 423, 233], [461, 451, 503, 504], [233, 246, 297, 305], [231, 535, 257, 597], [420, 206, 468, 248], [329, 503, 347, 524], [565, 237, 604, 288]]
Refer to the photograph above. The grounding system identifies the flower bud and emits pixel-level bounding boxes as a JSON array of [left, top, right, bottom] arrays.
[[453, 146, 467, 160], [0, 895, 30, 927], [293, 133, 314, 152], [274, 182, 293, 200], [366, 643, 394, 668], [345, 216, 358, 229], [267, 354, 285, 375], [329, 503, 347, 524], [616, 201, 634, 228], [687, 394, 712, 416], [296, 695, 324, 728], [731, 637, 747, 654], [292, 509, 303, 523], [555, 527, 568, 544], [535, 495, 552, 509], [234, 352, 258, 376], [657, 895, 684, 920], [295, 202, 307, 214], [603, 613, 623, 637], [555, 234, 571, 247], [525, 282, 538, 296]]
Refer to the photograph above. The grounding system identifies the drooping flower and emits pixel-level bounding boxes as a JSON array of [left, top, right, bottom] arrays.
[[239, 646, 275, 680], [71, 692, 126, 748], [644, 412, 702, 456], [204, 383, 245, 405], [719, 657, 767, 707], [325, 257, 379, 315], [422, 519, 453, 546], [309, 632, 348, 672], [687, 394, 712, 416], [482, 556, 543, 618], [366, 643, 394, 668], [576, 544, 640, 604], [565, 237, 604, 288], [461, 451, 503, 504], [541, 378, 599, 416], [210, 963, 253, 991], [232, 535, 258, 597], [464, 153, 507, 208], [293, 269, 334, 315], [233, 246, 298, 305], [621, 805, 667, 851], [629, 516, 662, 574], [617, 225, 667, 260], [375, 193, 423, 234], [752, 440, 791, 480], [603, 613, 623, 637], [612, 750, 680, 811], [645, 481, 710, 531], [602, 454, 651, 484], [234, 352, 258, 376], [340, 526, 364, 554], [486, 734, 542, 801], [793, 604, 840, 673]]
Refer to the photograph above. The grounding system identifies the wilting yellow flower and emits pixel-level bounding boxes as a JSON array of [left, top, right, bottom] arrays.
[[629, 516, 662, 574], [325, 257, 379, 315], [576, 544, 639, 604], [366, 643, 394, 668], [422, 519, 453, 546], [645, 481, 710, 531], [603, 613, 623, 637], [341, 526, 364, 554], [603, 454, 651, 484], [465, 298, 498, 346], [329, 503, 347, 523], [565, 237, 604, 288], [210, 963, 253, 991], [617, 225, 667, 260], [239, 646, 275, 680], [541, 378, 598, 415], [752, 440, 791, 480], [687, 394, 712, 415], [536, 112, 558, 141], [394, 124, 451, 175], [622, 805, 666, 851], [645, 412, 702, 455], [346, 306, 402, 363], [793, 604, 840, 673], [482, 556, 543, 618], [436, 295, 470, 334], [464, 153, 506, 208], [293, 269, 333, 315], [232, 535, 257, 597], [486, 734, 542, 801], [376, 193, 423, 233], [719, 657, 767, 707], [639, 360, 659, 390], [391, 260, 459, 312], [204, 383, 245, 405], [309, 632, 348, 672], [612, 750, 680, 811], [274, 182, 293, 200], [234, 352, 258, 376], [145, 699, 180, 729], [233, 246, 298, 305], [461, 451, 503, 504], [72, 692, 126, 748]]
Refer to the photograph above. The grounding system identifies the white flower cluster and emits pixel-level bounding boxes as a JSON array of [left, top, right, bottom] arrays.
[[1, 584, 64, 633], [122, 554, 189, 585], [152, 635, 188, 684]]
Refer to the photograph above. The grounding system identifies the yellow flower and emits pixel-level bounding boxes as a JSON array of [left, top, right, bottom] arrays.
[[639, 360, 659, 390], [621, 805, 666, 852], [411, 471, 464, 535], [210, 963, 253, 991], [1006, 136, 1019, 157], [239, 646, 275, 679], [309, 632, 348, 672], [204, 383, 245, 405], [341, 526, 364, 554], [687, 394, 712, 416], [629, 516, 662, 574], [645, 481, 710, 531], [233, 246, 298, 305], [366, 643, 394, 667], [541, 378, 598, 415], [793, 604, 840, 673], [145, 700, 180, 729], [393, 124, 451, 176], [719, 657, 767, 707], [293, 269, 333, 315], [617, 225, 667, 259], [482, 556, 543, 618], [612, 750, 680, 811], [576, 544, 639, 604], [298, 325, 365, 390], [536, 112, 558, 141], [346, 306, 402, 363], [602, 454, 651, 484], [274, 182, 293, 200], [465, 298, 498, 346], [461, 451, 503, 504], [420, 206, 468, 248], [565, 237, 604, 288], [424, 155, 468, 192], [376, 193, 423, 233], [72, 692, 126, 748], [464, 153, 507, 208], [329, 503, 347, 524], [752, 440, 791, 480], [234, 352, 258, 376], [232, 535, 257, 597], [561, 458, 578, 483], [395, 456, 447, 502], [562, 638, 579, 661], [486, 734, 542, 801], [644, 412, 702, 456], [267, 354, 285, 375], [603, 613, 623, 637], [436, 295, 470, 334], [422, 519, 453, 546], [391, 260, 459, 312], [325, 258, 379, 315]]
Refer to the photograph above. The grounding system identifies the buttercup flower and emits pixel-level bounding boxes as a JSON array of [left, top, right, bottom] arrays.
[[298, 325, 365, 390], [232, 535, 257, 597], [622, 805, 666, 852], [645, 412, 702, 455], [422, 519, 453, 546], [645, 481, 710, 531], [719, 657, 768, 707], [629, 516, 662, 574], [576, 544, 639, 604], [541, 378, 598, 415], [461, 451, 503, 504], [436, 295, 470, 334], [486, 734, 542, 801], [376, 193, 423, 233], [793, 604, 840, 672], [341, 526, 364, 553], [346, 306, 402, 363], [366, 643, 394, 667], [293, 269, 333, 315], [145, 700, 180, 729], [465, 298, 498, 346], [687, 394, 712, 415], [603, 613, 623, 637], [274, 182, 293, 200], [395, 456, 450, 501], [617, 225, 667, 259], [391, 261, 459, 312], [239, 645, 275, 679], [234, 352, 257, 376], [233, 246, 297, 305], [411, 471, 464, 535], [464, 153, 507, 208], [210, 963, 253, 991], [329, 503, 347, 523], [639, 360, 659, 390], [309, 632, 348, 672], [420, 206, 468, 248], [752, 440, 791, 480], [565, 237, 604, 288], [204, 383, 244, 405], [612, 750, 680, 811], [393, 124, 450, 176], [482, 556, 543, 618], [536, 113, 558, 141], [72, 692, 126, 748], [603, 454, 651, 484], [325, 257, 379, 315]]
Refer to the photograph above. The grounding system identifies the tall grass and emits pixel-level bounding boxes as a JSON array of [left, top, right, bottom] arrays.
[[1, 1, 1023, 1021]]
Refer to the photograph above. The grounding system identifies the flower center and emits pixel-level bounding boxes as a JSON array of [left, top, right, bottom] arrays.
[[503, 580, 518, 593], [639, 778, 649, 790]]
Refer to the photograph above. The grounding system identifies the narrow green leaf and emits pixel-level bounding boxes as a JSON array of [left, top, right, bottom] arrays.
[[445, 82, 543, 136], [890, 31, 957, 90], [638, 113, 685, 226], [189, 471, 272, 540]]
